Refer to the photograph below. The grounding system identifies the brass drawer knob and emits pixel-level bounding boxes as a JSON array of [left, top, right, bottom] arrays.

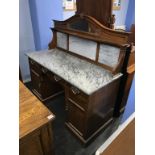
[[41, 67, 48, 74], [30, 60, 34, 65], [54, 75, 61, 82], [71, 86, 80, 95]]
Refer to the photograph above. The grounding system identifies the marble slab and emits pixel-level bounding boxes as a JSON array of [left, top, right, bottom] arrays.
[[98, 44, 120, 67], [26, 48, 122, 95], [57, 32, 67, 50], [69, 35, 97, 60]]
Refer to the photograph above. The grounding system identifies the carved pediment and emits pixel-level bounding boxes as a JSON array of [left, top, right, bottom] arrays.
[[53, 14, 131, 45]]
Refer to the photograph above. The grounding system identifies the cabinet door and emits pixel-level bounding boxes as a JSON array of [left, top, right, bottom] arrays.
[[67, 99, 86, 136], [20, 135, 44, 155], [20, 124, 54, 155]]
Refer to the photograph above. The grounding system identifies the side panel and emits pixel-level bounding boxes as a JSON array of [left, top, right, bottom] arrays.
[[20, 124, 54, 155]]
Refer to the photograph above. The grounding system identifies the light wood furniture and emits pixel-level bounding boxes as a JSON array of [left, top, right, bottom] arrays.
[[19, 81, 55, 155]]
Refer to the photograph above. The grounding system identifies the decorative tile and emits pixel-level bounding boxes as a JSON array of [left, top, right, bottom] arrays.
[[57, 32, 67, 50], [69, 35, 97, 60], [98, 44, 120, 67]]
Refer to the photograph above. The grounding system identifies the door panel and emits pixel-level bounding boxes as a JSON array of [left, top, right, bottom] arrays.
[[68, 99, 86, 135]]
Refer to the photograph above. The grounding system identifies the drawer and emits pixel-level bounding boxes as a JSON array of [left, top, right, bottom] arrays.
[[30, 69, 42, 96], [29, 59, 42, 75], [67, 86, 89, 110], [67, 99, 86, 136], [46, 72, 66, 87]]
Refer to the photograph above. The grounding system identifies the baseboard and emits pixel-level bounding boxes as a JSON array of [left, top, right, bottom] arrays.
[[65, 118, 113, 145]]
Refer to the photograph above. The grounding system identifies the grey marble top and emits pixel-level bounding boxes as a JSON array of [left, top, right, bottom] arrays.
[[26, 48, 122, 95]]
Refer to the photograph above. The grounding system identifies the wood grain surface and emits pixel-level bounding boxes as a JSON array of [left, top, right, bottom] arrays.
[[19, 81, 55, 139]]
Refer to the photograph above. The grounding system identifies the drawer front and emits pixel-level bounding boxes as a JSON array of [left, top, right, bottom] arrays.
[[30, 69, 42, 97], [29, 59, 42, 75], [39, 69, 63, 99], [68, 86, 89, 110], [67, 99, 86, 136], [41, 76, 63, 99], [46, 72, 65, 87], [29, 61, 63, 100]]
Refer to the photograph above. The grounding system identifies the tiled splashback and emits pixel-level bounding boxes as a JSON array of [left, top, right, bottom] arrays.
[[56, 32, 120, 68], [57, 32, 67, 50], [98, 44, 120, 67], [69, 35, 97, 60]]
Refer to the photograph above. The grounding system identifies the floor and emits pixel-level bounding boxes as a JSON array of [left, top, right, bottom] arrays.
[[25, 82, 124, 155]]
